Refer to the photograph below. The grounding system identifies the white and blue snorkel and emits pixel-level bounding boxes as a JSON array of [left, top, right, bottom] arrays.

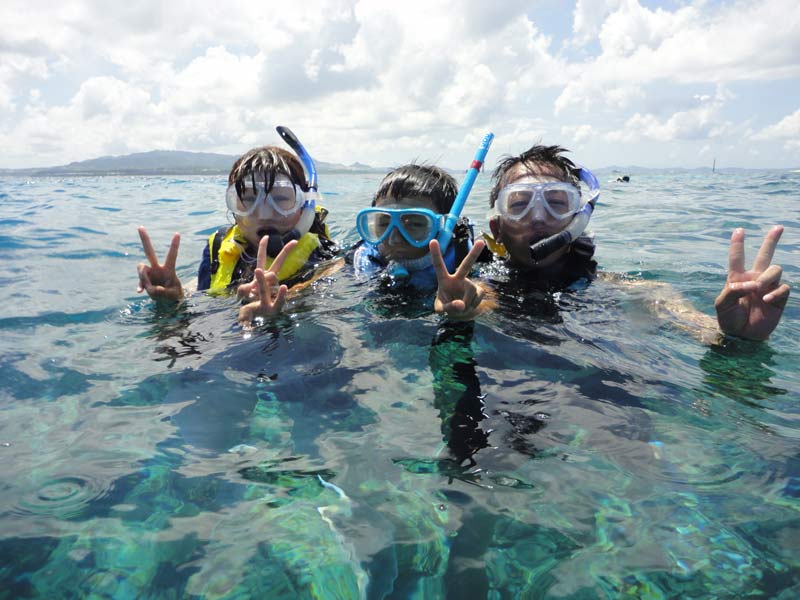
[[275, 125, 320, 241], [438, 132, 495, 254], [277, 125, 318, 192], [529, 166, 600, 263]]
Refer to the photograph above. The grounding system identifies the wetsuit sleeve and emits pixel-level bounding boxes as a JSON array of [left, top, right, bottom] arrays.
[[197, 244, 211, 291]]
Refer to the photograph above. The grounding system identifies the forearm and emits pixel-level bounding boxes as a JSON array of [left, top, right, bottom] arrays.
[[601, 273, 722, 345]]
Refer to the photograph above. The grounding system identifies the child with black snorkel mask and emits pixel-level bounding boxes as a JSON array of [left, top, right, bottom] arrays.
[[136, 129, 337, 323], [434, 143, 790, 344]]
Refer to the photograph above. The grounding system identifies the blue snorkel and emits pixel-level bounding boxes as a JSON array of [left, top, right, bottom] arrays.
[[529, 166, 600, 263], [276, 125, 318, 192], [437, 132, 495, 253]]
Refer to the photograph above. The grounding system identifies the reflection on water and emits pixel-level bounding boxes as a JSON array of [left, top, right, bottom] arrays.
[[0, 171, 798, 598]]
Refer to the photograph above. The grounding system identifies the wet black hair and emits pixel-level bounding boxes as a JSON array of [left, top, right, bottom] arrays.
[[228, 146, 308, 200], [372, 164, 458, 215], [489, 144, 580, 207]]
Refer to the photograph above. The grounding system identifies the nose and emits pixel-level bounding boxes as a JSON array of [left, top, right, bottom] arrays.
[[387, 226, 404, 245], [530, 195, 546, 221], [255, 198, 276, 219]]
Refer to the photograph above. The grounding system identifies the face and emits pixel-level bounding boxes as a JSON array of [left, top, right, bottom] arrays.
[[490, 163, 574, 268], [232, 174, 304, 248], [373, 195, 439, 261]]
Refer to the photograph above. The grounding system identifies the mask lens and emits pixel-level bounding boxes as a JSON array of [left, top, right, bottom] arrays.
[[399, 212, 436, 243], [356, 210, 390, 243], [543, 188, 574, 216], [269, 185, 300, 215], [504, 190, 533, 217], [226, 184, 260, 216]]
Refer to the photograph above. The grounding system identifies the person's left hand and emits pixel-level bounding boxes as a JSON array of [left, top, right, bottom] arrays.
[[430, 238, 488, 320], [715, 225, 790, 341], [237, 236, 297, 325]]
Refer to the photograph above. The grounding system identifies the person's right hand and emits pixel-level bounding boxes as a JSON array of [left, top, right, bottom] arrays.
[[430, 238, 488, 320], [237, 235, 298, 324], [137, 226, 183, 301]]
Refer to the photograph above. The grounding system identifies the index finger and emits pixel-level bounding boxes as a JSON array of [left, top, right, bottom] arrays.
[[728, 228, 746, 275], [267, 239, 299, 276], [428, 239, 450, 280], [257, 235, 268, 269], [453, 239, 485, 279], [752, 225, 783, 273], [138, 226, 160, 267]]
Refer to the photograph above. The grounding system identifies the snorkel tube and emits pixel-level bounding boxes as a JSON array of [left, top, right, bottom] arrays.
[[437, 132, 494, 253], [274, 125, 320, 244], [276, 125, 318, 191], [529, 166, 600, 263]]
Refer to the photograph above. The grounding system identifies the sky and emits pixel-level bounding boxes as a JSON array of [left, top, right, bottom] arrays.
[[1, 0, 799, 170]]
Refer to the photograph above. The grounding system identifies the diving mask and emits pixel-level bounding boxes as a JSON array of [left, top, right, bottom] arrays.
[[226, 175, 306, 218], [495, 179, 582, 222], [356, 207, 444, 248]]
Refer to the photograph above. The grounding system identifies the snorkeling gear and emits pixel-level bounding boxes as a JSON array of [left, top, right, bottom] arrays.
[[527, 167, 599, 263], [438, 132, 494, 252], [225, 175, 306, 218], [491, 166, 600, 264], [356, 207, 444, 248], [495, 180, 582, 222]]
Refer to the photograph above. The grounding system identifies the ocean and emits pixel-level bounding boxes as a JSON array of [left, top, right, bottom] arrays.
[[0, 169, 798, 598]]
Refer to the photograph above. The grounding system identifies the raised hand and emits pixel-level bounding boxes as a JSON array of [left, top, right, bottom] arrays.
[[715, 226, 790, 341], [137, 226, 183, 301], [237, 236, 298, 324], [430, 238, 488, 319]]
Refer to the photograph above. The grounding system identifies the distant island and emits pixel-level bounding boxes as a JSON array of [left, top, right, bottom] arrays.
[[0, 150, 389, 177]]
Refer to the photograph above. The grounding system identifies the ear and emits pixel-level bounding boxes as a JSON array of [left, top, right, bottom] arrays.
[[489, 216, 501, 240]]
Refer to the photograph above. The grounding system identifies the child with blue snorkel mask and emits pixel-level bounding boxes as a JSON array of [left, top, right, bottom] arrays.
[[137, 134, 337, 323], [349, 163, 490, 312], [435, 143, 790, 343]]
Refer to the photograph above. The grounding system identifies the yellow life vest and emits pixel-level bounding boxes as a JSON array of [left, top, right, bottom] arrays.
[[207, 225, 322, 290]]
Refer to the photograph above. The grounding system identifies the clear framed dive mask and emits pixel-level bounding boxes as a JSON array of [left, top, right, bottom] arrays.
[[225, 175, 305, 218], [495, 181, 582, 222]]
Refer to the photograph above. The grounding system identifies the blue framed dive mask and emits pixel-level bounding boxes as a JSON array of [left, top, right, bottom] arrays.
[[356, 207, 445, 248]]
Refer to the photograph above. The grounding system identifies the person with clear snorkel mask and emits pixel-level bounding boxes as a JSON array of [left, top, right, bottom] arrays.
[[136, 145, 336, 323], [431, 144, 790, 343]]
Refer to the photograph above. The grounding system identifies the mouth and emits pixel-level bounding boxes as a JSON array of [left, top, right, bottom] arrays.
[[257, 227, 279, 239]]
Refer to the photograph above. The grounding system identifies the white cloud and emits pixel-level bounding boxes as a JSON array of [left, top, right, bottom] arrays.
[[561, 124, 595, 144], [557, 0, 800, 114], [1, 0, 799, 168], [752, 108, 800, 151], [606, 88, 732, 143]]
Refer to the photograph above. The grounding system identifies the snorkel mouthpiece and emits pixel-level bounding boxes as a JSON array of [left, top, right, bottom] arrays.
[[528, 166, 600, 264], [438, 132, 494, 253]]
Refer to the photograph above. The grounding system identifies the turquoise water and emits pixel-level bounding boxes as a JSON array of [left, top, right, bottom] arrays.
[[0, 169, 798, 598]]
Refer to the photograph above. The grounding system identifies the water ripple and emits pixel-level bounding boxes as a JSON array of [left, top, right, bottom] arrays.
[[13, 475, 111, 519]]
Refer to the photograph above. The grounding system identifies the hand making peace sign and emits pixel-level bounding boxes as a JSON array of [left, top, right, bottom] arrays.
[[430, 238, 488, 320], [237, 235, 299, 325], [715, 225, 790, 341], [137, 226, 184, 301]]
